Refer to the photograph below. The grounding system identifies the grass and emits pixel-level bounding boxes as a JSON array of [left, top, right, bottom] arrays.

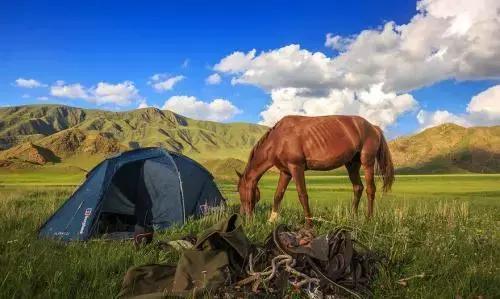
[[0, 174, 499, 298], [0, 168, 84, 186]]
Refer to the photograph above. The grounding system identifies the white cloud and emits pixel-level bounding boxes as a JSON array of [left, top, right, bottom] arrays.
[[218, 45, 336, 90], [214, 0, 500, 128], [182, 59, 190, 68], [149, 74, 185, 92], [416, 109, 470, 130], [50, 82, 89, 99], [417, 84, 500, 129], [91, 81, 141, 105], [37, 96, 49, 101], [260, 84, 417, 128], [21, 94, 30, 99], [467, 85, 500, 122], [324, 33, 353, 52], [15, 78, 46, 88], [214, 49, 256, 74], [50, 80, 142, 106], [325, 0, 500, 92], [137, 99, 149, 109], [162, 95, 241, 122], [205, 73, 222, 85]]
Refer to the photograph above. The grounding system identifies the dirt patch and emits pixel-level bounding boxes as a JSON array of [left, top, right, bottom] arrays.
[[81, 133, 123, 155], [0, 143, 59, 165]]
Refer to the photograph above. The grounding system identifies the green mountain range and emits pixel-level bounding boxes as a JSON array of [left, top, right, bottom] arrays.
[[0, 104, 499, 176]]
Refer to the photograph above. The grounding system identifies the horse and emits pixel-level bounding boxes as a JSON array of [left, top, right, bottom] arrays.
[[236, 115, 394, 226]]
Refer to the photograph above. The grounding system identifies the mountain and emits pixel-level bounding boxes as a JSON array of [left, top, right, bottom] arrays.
[[390, 123, 500, 173], [1, 105, 499, 175], [201, 158, 247, 179], [0, 104, 267, 173]]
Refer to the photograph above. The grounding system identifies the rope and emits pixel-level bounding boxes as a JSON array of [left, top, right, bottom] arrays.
[[236, 224, 378, 298], [237, 253, 320, 290]]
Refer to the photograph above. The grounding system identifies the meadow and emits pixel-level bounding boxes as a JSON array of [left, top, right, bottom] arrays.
[[0, 172, 499, 298]]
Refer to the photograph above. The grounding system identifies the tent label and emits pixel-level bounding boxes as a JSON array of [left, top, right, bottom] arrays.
[[54, 231, 70, 236], [80, 208, 92, 234]]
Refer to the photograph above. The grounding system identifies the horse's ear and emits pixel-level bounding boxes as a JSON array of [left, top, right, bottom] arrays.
[[235, 170, 242, 179]]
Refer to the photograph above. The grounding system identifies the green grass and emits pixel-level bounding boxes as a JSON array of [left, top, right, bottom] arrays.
[[0, 168, 85, 186], [1, 174, 499, 298]]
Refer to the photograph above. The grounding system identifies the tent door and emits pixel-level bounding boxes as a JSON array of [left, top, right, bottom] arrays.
[[142, 158, 185, 229]]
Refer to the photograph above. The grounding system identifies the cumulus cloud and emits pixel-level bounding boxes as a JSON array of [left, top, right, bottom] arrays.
[[417, 85, 500, 130], [50, 80, 142, 106], [214, 49, 256, 74], [137, 99, 149, 109], [162, 95, 241, 121], [50, 82, 88, 99], [92, 81, 141, 105], [416, 110, 470, 130], [467, 85, 500, 122], [217, 45, 337, 90], [324, 33, 353, 52], [15, 78, 46, 88], [261, 84, 417, 128], [149, 74, 185, 92], [205, 73, 222, 85], [214, 0, 500, 127], [136, 99, 161, 109], [328, 0, 500, 92]]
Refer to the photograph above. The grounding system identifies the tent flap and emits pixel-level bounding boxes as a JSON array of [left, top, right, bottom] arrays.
[[38, 160, 110, 241], [143, 158, 185, 228]]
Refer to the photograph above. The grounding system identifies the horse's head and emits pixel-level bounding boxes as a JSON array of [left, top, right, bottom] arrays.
[[236, 170, 261, 217]]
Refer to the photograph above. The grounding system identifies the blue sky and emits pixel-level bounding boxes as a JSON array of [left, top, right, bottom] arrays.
[[1, 0, 499, 137]]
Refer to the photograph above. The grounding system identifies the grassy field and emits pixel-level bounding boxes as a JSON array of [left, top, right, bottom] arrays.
[[0, 173, 499, 298]]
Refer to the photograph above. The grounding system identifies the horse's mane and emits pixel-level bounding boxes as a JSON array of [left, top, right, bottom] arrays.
[[243, 126, 274, 175]]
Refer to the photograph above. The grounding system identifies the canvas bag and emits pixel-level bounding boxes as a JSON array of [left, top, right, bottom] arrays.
[[172, 213, 250, 291], [118, 214, 251, 298]]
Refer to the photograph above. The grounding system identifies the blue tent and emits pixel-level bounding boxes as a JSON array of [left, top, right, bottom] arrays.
[[39, 147, 225, 241]]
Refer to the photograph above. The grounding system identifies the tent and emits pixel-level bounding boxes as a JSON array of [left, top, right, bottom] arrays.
[[39, 147, 225, 241]]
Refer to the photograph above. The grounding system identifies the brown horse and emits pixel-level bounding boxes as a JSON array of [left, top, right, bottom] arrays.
[[237, 115, 394, 225]]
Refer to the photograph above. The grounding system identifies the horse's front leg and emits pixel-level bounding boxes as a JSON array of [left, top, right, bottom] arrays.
[[346, 160, 363, 215], [268, 171, 291, 222], [289, 164, 312, 227]]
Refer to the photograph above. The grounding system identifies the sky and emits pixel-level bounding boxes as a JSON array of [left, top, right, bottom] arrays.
[[1, 0, 499, 138]]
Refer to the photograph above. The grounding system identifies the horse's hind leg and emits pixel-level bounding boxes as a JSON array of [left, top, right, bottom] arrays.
[[361, 153, 376, 218], [269, 171, 291, 222], [346, 157, 363, 215]]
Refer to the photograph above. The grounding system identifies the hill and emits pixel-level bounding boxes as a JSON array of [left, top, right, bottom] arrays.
[[0, 105, 499, 175], [0, 105, 268, 173], [390, 123, 500, 173], [201, 158, 247, 179]]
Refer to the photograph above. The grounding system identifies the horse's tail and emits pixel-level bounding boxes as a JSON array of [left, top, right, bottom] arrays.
[[375, 127, 394, 193]]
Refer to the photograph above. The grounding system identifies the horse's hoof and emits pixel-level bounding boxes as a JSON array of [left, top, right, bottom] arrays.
[[268, 211, 279, 223]]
